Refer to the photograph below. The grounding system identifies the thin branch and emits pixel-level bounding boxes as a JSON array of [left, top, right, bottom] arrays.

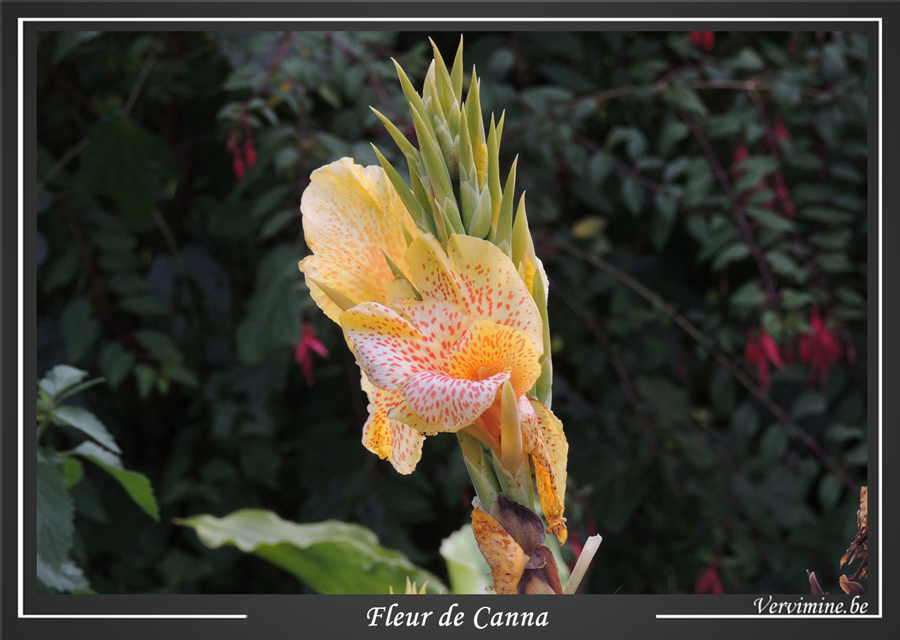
[[545, 235, 859, 493], [123, 51, 158, 117], [680, 113, 780, 308]]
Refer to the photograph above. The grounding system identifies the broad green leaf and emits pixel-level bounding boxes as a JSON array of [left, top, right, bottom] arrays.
[[792, 392, 827, 419], [37, 452, 75, 569], [439, 524, 491, 594], [662, 82, 708, 117], [713, 243, 750, 271], [70, 442, 160, 521], [178, 509, 447, 595], [236, 245, 303, 366], [99, 343, 136, 390], [817, 474, 843, 510], [38, 365, 88, 399], [53, 405, 121, 454], [60, 299, 99, 365], [51, 31, 101, 65]]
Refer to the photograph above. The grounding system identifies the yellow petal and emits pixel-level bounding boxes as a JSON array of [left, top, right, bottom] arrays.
[[360, 374, 424, 475], [406, 234, 465, 306], [445, 320, 541, 398], [525, 399, 568, 544], [446, 235, 544, 355], [471, 507, 527, 594], [300, 158, 417, 323]]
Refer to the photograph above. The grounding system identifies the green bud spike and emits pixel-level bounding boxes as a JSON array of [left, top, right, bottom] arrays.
[[410, 107, 457, 218], [460, 181, 479, 231], [535, 356, 553, 409], [431, 198, 450, 243], [307, 277, 357, 313], [486, 114, 503, 237], [401, 223, 416, 247], [468, 184, 494, 238], [428, 38, 458, 118], [450, 36, 464, 102], [370, 107, 420, 162], [434, 122, 457, 178], [458, 109, 477, 185], [407, 163, 434, 221], [437, 197, 464, 236], [465, 71, 487, 188], [371, 144, 434, 235], [457, 431, 501, 511], [447, 100, 461, 139], [511, 192, 534, 270], [494, 156, 518, 255], [423, 62, 447, 127], [391, 58, 429, 126]]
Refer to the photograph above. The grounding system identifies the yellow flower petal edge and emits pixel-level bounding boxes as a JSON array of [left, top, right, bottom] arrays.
[[360, 374, 424, 475], [523, 399, 568, 544], [299, 158, 417, 323], [471, 507, 527, 594]]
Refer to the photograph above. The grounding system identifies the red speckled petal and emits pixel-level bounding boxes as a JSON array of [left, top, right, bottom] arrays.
[[405, 234, 465, 306], [359, 375, 424, 475], [402, 370, 510, 432], [446, 235, 544, 355], [340, 303, 434, 389], [445, 320, 541, 398], [299, 159, 417, 323], [397, 300, 474, 350]]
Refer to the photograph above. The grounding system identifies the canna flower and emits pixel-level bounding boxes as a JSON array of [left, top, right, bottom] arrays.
[[298, 159, 567, 539], [299, 37, 570, 548]]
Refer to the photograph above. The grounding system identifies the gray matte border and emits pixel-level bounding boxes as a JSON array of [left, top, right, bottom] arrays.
[[2, 2, 892, 639]]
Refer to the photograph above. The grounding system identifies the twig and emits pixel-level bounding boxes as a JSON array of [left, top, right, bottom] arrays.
[[123, 51, 158, 117], [545, 235, 859, 493], [746, 88, 796, 218], [680, 113, 780, 308]]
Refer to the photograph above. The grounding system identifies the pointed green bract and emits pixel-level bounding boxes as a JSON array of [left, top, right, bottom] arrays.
[[494, 156, 518, 256], [450, 37, 465, 103], [371, 144, 434, 235]]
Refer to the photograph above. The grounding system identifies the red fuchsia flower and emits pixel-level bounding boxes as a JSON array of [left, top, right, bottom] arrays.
[[798, 307, 842, 388], [244, 136, 257, 170], [691, 31, 715, 52], [695, 561, 724, 594], [773, 114, 793, 143], [745, 329, 785, 390], [294, 322, 330, 386]]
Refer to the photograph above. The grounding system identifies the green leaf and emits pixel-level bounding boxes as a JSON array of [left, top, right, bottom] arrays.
[[792, 392, 827, 419], [817, 474, 843, 510], [77, 116, 174, 231], [70, 442, 160, 521], [53, 406, 121, 454], [662, 82, 708, 117], [60, 299, 99, 364], [713, 243, 750, 271], [759, 425, 789, 466], [439, 524, 491, 595], [51, 31, 101, 65], [815, 253, 854, 273], [177, 509, 447, 594], [99, 343, 136, 390], [236, 245, 303, 366], [38, 365, 88, 399], [62, 457, 84, 489], [37, 451, 89, 591], [134, 364, 157, 400], [744, 207, 795, 233], [730, 282, 766, 308], [621, 176, 645, 216], [135, 330, 183, 364]]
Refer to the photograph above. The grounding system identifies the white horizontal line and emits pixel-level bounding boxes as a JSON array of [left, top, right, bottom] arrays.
[[21, 614, 247, 619], [657, 614, 881, 619], [20, 17, 881, 22]]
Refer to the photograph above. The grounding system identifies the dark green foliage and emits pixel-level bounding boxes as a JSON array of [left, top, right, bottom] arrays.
[[37, 30, 867, 595]]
